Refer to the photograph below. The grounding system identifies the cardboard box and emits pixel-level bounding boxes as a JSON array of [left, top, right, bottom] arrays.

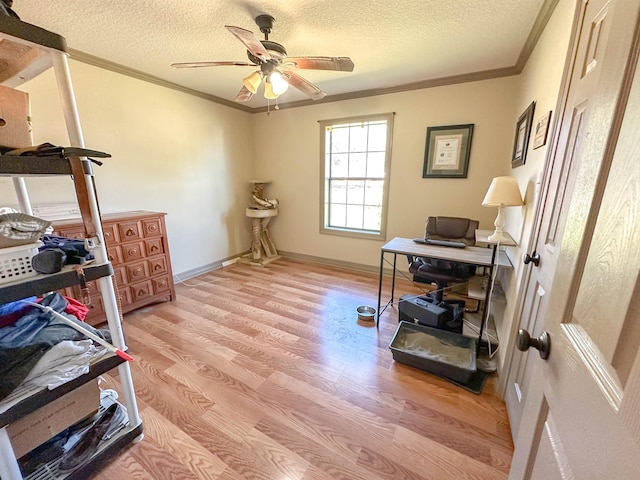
[[0, 84, 31, 148], [7, 380, 100, 458]]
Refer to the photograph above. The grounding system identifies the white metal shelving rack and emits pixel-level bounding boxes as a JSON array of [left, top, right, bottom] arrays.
[[0, 16, 142, 480]]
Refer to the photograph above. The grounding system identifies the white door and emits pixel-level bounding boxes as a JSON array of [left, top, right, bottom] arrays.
[[504, 0, 637, 437], [509, 0, 640, 478]]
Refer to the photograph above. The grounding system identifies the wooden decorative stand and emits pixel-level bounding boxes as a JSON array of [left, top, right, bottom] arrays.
[[239, 180, 280, 267]]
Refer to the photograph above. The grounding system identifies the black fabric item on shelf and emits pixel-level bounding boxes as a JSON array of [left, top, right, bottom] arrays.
[[39, 235, 94, 264], [18, 431, 66, 475], [0, 142, 110, 160], [0, 343, 49, 400]]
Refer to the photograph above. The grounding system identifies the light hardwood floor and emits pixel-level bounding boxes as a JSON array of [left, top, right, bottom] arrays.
[[94, 257, 513, 479]]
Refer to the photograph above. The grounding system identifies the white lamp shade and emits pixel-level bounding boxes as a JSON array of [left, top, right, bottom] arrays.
[[482, 176, 523, 207], [242, 71, 262, 94], [270, 71, 289, 95]]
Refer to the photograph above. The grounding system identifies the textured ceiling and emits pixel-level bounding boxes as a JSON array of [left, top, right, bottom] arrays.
[[12, 0, 547, 110]]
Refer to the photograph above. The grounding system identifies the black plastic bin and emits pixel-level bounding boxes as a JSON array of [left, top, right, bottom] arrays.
[[389, 321, 477, 383]]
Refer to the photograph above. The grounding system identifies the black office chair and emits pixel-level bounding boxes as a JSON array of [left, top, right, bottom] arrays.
[[407, 216, 478, 307]]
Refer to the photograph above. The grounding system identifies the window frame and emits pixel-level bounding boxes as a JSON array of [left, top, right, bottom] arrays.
[[319, 112, 394, 240]]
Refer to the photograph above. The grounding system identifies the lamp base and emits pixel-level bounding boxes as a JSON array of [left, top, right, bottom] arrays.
[[487, 231, 509, 243]]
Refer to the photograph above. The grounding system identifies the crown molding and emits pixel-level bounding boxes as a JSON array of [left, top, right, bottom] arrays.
[[262, 66, 520, 112], [515, 0, 560, 71], [67, 48, 253, 113]]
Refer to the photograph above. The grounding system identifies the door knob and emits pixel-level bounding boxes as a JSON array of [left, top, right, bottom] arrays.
[[516, 329, 551, 359], [523, 252, 540, 266]]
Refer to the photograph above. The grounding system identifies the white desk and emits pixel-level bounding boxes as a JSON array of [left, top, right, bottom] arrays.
[[376, 237, 513, 350]]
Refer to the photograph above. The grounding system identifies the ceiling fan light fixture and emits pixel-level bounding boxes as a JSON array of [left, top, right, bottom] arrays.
[[242, 71, 263, 94], [269, 71, 289, 95], [264, 79, 278, 99], [173, 14, 353, 104]]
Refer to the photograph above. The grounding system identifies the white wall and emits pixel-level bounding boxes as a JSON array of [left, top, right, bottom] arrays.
[[251, 78, 518, 268], [0, 61, 254, 276], [496, 0, 576, 375]]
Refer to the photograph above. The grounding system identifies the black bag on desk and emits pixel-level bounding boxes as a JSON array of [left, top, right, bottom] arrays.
[[398, 294, 464, 333]]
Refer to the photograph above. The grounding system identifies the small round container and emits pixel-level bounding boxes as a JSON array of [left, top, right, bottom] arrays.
[[356, 305, 376, 322]]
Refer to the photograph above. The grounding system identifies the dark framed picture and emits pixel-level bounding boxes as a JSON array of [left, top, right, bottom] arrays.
[[532, 110, 552, 149], [423, 124, 474, 178], [512, 101, 536, 168]]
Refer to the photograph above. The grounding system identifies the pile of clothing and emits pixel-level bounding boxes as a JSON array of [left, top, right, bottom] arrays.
[[0, 292, 111, 404], [0, 292, 129, 473]]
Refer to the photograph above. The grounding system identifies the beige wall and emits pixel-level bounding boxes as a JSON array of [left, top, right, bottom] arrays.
[[0, 61, 254, 276], [251, 78, 518, 267], [496, 0, 576, 376]]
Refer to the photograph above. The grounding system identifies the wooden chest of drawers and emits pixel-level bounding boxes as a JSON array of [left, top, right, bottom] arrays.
[[53, 211, 175, 326]]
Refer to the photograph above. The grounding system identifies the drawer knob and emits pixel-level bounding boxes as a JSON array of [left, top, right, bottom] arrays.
[[126, 228, 136, 236], [150, 245, 159, 251]]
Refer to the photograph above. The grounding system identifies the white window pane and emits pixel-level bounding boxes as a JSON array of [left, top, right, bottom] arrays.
[[330, 180, 347, 203], [349, 125, 368, 152], [349, 153, 367, 177], [347, 180, 365, 204], [364, 180, 384, 205], [367, 123, 387, 151], [321, 115, 392, 237], [324, 198, 329, 226], [331, 153, 348, 177], [363, 206, 382, 230], [330, 203, 346, 227], [346, 204, 364, 229], [367, 152, 386, 178], [331, 127, 349, 153]]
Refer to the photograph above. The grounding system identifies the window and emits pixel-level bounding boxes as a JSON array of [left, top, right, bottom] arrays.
[[320, 113, 394, 240]]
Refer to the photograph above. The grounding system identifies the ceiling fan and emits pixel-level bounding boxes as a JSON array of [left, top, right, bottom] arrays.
[[171, 14, 354, 103]]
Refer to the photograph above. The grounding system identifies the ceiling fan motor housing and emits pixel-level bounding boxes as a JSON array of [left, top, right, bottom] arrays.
[[247, 40, 287, 65]]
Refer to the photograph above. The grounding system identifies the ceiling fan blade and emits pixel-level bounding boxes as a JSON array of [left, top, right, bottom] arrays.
[[171, 61, 255, 68], [225, 25, 271, 61], [235, 85, 254, 102], [281, 71, 326, 100], [281, 56, 354, 72]]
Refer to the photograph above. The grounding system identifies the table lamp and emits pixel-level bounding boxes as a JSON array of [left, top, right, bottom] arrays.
[[482, 176, 523, 242]]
